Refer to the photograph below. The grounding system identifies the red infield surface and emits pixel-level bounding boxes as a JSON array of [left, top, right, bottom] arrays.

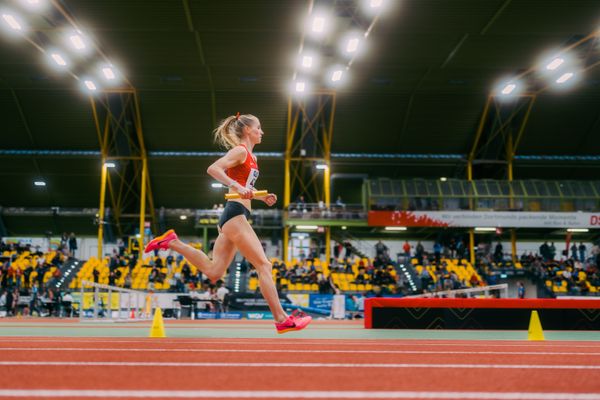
[[0, 337, 600, 399]]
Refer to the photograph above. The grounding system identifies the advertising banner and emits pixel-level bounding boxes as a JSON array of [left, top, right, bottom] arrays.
[[194, 312, 243, 319], [246, 311, 274, 320], [287, 294, 309, 308], [368, 210, 600, 228], [309, 294, 333, 312]]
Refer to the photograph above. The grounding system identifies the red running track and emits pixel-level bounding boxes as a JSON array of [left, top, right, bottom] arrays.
[[0, 338, 599, 399]]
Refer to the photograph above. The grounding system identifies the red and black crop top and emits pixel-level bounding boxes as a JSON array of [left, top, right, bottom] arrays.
[[226, 144, 259, 189]]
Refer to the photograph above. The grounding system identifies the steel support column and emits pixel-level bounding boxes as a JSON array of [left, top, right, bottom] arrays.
[[469, 228, 475, 266], [283, 91, 336, 263], [90, 91, 156, 254], [97, 162, 108, 259]]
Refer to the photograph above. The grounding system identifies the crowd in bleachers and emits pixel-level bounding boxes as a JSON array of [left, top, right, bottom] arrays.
[[523, 241, 600, 296], [0, 239, 69, 317]]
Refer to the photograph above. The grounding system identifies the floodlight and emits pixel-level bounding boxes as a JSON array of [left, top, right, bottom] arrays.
[[501, 83, 516, 95], [360, 0, 390, 16], [295, 81, 306, 93], [1, 13, 23, 31], [102, 66, 116, 80], [346, 37, 360, 53], [546, 57, 564, 71], [211, 183, 223, 188], [69, 33, 86, 50], [305, 8, 332, 39], [297, 225, 319, 230], [315, 163, 328, 170], [312, 16, 325, 33], [440, 177, 448, 182], [20, 0, 48, 11], [83, 79, 97, 91], [556, 72, 574, 84], [180, 215, 187, 220], [104, 162, 116, 168], [302, 55, 313, 68], [326, 65, 349, 88], [34, 181, 46, 187], [297, 51, 319, 72], [474, 227, 496, 232], [341, 226, 347, 230], [339, 31, 367, 58], [50, 52, 68, 67], [385, 226, 407, 231], [567, 228, 588, 233]]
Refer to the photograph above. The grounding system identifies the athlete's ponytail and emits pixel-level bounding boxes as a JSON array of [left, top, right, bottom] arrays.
[[213, 114, 256, 149]]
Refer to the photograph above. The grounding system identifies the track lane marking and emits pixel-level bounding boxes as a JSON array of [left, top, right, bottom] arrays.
[[1, 347, 600, 356], [0, 390, 599, 399], [0, 361, 599, 369]]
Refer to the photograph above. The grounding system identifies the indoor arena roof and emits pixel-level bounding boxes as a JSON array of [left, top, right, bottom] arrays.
[[1, 0, 600, 234]]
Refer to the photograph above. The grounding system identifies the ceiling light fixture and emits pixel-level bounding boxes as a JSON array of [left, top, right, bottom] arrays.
[[50, 53, 67, 66], [2, 13, 22, 31], [331, 70, 343, 82], [84, 80, 97, 91], [501, 83, 516, 95], [556, 72, 574, 84], [546, 57, 564, 71]]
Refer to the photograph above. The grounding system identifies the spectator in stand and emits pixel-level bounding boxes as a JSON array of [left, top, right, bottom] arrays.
[[60, 233, 68, 253], [571, 243, 578, 260], [517, 281, 525, 299], [333, 241, 343, 260], [68, 233, 78, 258], [415, 241, 424, 264], [375, 240, 388, 257], [402, 241, 411, 263], [335, 196, 345, 208], [456, 240, 465, 260], [344, 241, 353, 259], [540, 241, 550, 261], [433, 242, 442, 265], [493, 242, 503, 263], [579, 242, 587, 262], [92, 267, 100, 284], [549, 242, 556, 261], [5, 287, 14, 316], [117, 238, 126, 256], [296, 195, 307, 213], [215, 280, 229, 312]]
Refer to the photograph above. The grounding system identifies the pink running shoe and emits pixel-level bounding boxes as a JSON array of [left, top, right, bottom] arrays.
[[275, 310, 312, 334], [144, 229, 178, 253]]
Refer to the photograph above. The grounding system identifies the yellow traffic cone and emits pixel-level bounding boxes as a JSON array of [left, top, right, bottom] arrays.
[[528, 310, 545, 341], [149, 308, 166, 338]]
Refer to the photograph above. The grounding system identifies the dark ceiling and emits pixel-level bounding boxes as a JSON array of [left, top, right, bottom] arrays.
[[1, 0, 600, 235]]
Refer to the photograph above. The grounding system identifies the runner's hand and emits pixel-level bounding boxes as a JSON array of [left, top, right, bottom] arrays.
[[262, 193, 277, 207], [231, 183, 253, 199]]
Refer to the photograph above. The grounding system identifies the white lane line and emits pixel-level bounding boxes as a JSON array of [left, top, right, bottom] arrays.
[[1, 347, 599, 356], [0, 361, 598, 369], [0, 390, 599, 399], [0, 338, 599, 348]]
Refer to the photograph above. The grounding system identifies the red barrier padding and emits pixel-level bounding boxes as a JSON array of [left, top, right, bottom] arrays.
[[364, 298, 600, 329]]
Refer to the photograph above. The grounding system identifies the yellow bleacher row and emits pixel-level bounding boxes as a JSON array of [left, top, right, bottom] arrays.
[[70, 256, 203, 291], [1, 250, 60, 287], [413, 258, 483, 287], [248, 257, 394, 292], [545, 269, 599, 294]]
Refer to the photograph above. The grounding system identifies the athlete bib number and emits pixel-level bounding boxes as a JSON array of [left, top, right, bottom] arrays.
[[245, 168, 259, 189]]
